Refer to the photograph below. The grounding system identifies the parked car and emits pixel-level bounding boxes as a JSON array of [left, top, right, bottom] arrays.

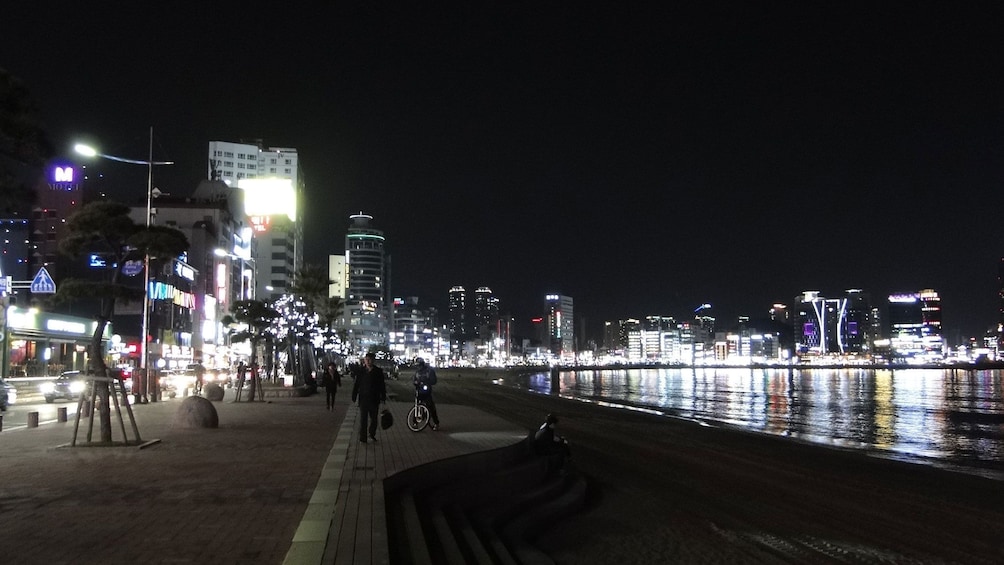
[[0, 379, 15, 411], [40, 371, 87, 403]]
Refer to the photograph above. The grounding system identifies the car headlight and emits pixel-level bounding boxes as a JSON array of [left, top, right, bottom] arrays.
[[40, 382, 56, 394], [69, 381, 86, 394]]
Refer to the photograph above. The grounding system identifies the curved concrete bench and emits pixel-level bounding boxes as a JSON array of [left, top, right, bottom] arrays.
[[385, 432, 586, 565]]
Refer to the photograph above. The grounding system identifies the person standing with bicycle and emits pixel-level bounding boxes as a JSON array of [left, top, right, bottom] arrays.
[[412, 358, 440, 430], [351, 353, 387, 443]]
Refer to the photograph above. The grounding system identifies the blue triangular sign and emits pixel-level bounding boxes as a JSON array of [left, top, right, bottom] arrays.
[[30, 267, 57, 293]]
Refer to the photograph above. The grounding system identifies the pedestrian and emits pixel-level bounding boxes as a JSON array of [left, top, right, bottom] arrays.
[[533, 413, 572, 474], [321, 362, 342, 410], [413, 357, 440, 430], [235, 361, 247, 389], [304, 369, 318, 395], [351, 353, 387, 443], [193, 362, 205, 395]]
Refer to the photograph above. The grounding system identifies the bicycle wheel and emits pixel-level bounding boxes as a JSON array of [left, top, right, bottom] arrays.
[[407, 404, 430, 432]]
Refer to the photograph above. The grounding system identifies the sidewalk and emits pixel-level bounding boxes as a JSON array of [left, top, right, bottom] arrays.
[[0, 387, 526, 565]]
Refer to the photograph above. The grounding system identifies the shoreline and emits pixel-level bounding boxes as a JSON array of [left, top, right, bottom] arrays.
[[420, 368, 1004, 564], [489, 361, 1004, 372], [446, 367, 1004, 481]]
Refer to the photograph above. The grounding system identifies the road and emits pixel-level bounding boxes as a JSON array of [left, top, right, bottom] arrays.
[[1, 398, 83, 431]]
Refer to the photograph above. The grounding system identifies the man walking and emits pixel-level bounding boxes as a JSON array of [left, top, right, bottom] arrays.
[[413, 357, 440, 430], [351, 353, 387, 443], [321, 362, 342, 410]]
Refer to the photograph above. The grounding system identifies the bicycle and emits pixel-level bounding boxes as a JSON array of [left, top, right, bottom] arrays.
[[407, 385, 432, 432]]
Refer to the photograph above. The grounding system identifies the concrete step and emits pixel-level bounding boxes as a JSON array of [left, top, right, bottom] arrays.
[[504, 471, 589, 565]]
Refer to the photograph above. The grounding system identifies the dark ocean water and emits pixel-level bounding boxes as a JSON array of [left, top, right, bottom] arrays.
[[517, 367, 1004, 479]]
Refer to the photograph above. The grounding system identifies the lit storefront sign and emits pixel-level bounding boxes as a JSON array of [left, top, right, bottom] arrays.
[[46, 319, 87, 335], [149, 282, 195, 308], [5, 306, 109, 339], [216, 263, 228, 303], [175, 261, 195, 281]]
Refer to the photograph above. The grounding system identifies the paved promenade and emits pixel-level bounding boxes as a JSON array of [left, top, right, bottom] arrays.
[[0, 387, 527, 565]]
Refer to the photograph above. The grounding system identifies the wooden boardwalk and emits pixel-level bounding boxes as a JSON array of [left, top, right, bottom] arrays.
[[283, 399, 528, 565]]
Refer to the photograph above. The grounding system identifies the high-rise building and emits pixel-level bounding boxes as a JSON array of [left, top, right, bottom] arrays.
[[343, 213, 388, 353], [545, 294, 574, 357], [473, 287, 499, 340], [0, 218, 30, 283], [328, 254, 346, 299], [27, 161, 84, 288], [389, 296, 444, 362], [121, 179, 251, 371], [887, 289, 943, 360], [997, 257, 1004, 347], [208, 141, 302, 300], [448, 286, 467, 358], [794, 290, 873, 357], [602, 320, 622, 352]]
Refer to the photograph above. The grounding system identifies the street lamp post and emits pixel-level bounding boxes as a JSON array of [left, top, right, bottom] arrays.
[[75, 127, 174, 403]]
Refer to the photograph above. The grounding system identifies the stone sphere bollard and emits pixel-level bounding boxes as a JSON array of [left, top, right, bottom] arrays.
[[172, 396, 219, 429], [203, 383, 225, 402]]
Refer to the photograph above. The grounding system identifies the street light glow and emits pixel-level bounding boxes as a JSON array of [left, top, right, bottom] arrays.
[[73, 141, 174, 166], [74, 143, 98, 157]]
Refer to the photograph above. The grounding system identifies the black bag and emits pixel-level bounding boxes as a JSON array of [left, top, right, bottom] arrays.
[[380, 409, 394, 430]]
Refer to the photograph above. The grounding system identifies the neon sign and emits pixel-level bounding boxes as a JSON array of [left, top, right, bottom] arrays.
[[54, 166, 74, 182]]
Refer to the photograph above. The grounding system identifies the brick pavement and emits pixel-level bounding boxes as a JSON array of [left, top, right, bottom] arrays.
[[0, 384, 525, 565]]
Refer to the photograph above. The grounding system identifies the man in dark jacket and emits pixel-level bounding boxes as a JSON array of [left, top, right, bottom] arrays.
[[534, 413, 571, 474], [321, 362, 342, 410], [351, 352, 387, 443], [412, 357, 440, 430]]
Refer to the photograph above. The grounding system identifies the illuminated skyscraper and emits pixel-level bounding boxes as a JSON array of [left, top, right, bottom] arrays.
[[448, 286, 467, 358], [473, 287, 499, 340], [795, 290, 873, 356], [343, 213, 387, 352], [997, 258, 1004, 345], [545, 294, 574, 357], [887, 289, 943, 360]]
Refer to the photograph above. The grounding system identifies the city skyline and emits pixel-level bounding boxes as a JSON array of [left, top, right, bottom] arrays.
[[3, 3, 1002, 341]]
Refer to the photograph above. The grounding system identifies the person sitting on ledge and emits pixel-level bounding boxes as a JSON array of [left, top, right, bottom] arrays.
[[533, 413, 571, 473]]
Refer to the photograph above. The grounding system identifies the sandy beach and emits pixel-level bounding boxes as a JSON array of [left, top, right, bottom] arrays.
[[409, 369, 1004, 564]]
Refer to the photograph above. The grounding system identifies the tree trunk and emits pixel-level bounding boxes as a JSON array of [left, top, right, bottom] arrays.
[[90, 317, 112, 443]]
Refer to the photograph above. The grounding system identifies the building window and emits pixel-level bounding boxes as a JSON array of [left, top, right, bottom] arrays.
[[285, 159, 291, 165]]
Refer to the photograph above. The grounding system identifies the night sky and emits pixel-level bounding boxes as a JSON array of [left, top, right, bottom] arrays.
[[3, 3, 1003, 343]]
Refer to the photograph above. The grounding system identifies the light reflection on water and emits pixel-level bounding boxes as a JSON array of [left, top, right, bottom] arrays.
[[522, 368, 1004, 474]]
